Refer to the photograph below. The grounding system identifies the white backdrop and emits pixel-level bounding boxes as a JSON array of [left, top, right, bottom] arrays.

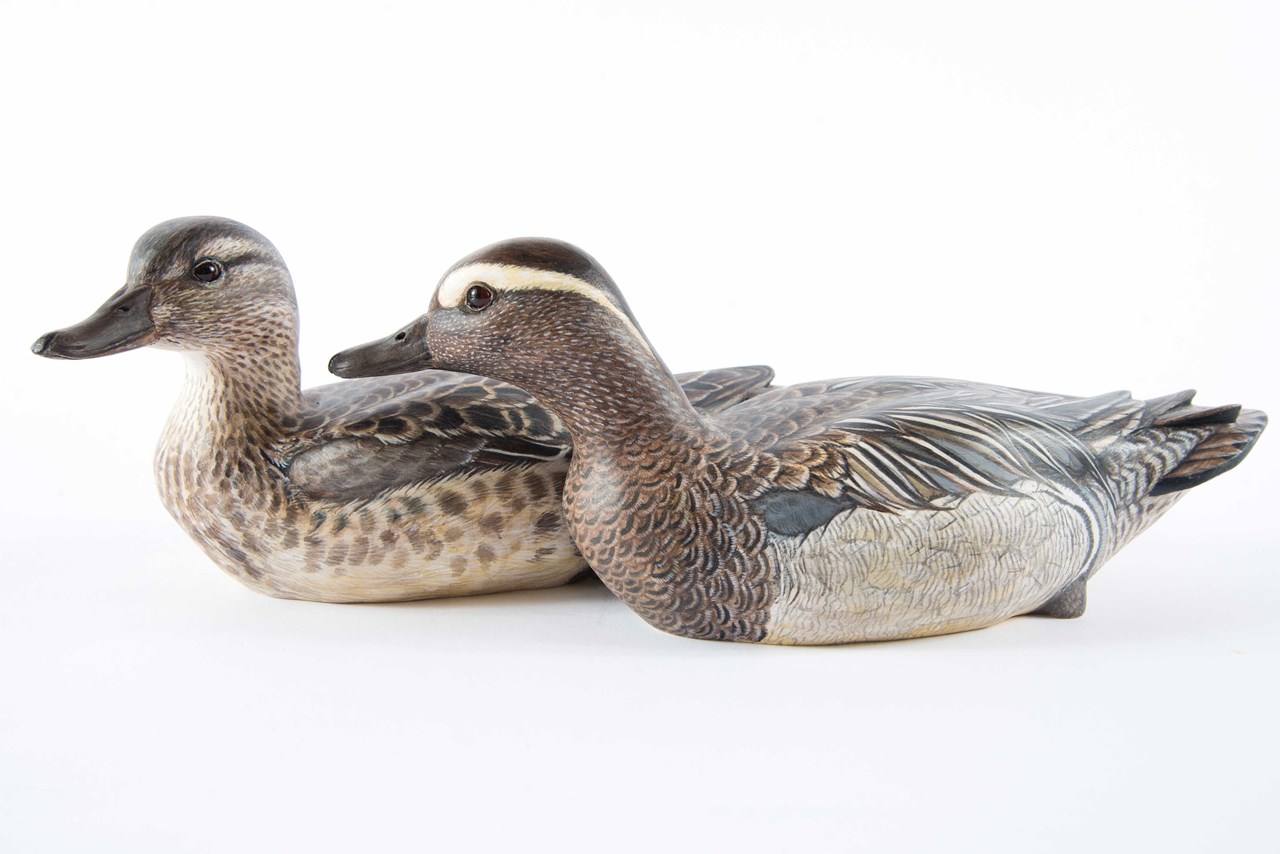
[[2, 2, 1276, 852]]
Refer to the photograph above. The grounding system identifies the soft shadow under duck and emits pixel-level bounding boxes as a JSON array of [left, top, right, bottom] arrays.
[[331, 237, 1266, 644], [32, 218, 774, 603]]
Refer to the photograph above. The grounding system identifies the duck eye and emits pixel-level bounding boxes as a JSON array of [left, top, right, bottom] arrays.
[[465, 283, 495, 311], [192, 258, 224, 284]]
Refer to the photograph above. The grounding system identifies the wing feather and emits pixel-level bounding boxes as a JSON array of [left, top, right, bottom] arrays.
[[730, 377, 1135, 517], [282, 366, 773, 502]]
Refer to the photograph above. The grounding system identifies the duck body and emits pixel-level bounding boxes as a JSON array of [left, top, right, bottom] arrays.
[[330, 237, 1267, 643], [153, 363, 579, 602], [565, 376, 1261, 643], [153, 359, 769, 602], [33, 217, 774, 602]]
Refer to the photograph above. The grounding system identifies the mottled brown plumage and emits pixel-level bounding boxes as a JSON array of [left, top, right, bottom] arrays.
[[32, 218, 774, 602], [331, 236, 1267, 644]]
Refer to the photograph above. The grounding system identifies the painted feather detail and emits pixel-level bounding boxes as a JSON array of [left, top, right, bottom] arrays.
[[279, 367, 774, 502], [718, 378, 1266, 518], [771, 401, 1106, 512], [670, 365, 774, 413]]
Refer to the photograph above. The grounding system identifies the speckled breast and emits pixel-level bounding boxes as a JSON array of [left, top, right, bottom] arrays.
[[563, 436, 778, 642]]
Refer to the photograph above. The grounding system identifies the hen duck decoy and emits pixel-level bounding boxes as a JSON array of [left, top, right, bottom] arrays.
[[30, 218, 775, 603], [330, 237, 1267, 644]]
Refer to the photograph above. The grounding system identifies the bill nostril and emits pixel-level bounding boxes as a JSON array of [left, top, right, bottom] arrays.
[[117, 305, 130, 313], [394, 332, 407, 341]]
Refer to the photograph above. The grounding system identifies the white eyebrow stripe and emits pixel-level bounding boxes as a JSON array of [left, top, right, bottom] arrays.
[[204, 236, 263, 258], [436, 262, 655, 357]]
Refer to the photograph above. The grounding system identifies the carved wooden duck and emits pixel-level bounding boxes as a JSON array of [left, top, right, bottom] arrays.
[[330, 237, 1267, 643], [31, 218, 774, 603]]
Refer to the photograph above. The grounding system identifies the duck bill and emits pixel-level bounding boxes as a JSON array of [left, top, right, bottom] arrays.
[[31, 285, 157, 360], [328, 315, 432, 378]]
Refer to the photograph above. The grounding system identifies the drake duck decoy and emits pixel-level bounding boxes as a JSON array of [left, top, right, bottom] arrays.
[[30, 217, 775, 603], [330, 237, 1267, 644]]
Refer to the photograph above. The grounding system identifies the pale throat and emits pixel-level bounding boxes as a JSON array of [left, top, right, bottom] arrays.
[[168, 342, 304, 447], [156, 349, 296, 520]]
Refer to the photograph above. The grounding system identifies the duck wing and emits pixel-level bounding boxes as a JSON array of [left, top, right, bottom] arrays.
[[672, 364, 775, 412], [281, 366, 775, 502], [720, 378, 1133, 521], [726, 377, 1264, 529]]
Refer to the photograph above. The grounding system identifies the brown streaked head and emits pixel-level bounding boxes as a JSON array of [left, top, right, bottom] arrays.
[[32, 216, 297, 361], [329, 236, 663, 384]]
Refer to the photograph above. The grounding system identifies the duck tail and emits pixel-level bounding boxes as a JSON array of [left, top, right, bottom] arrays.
[[1146, 394, 1268, 496]]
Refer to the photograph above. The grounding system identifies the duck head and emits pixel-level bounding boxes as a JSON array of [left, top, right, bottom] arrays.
[[329, 237, 664, 386], [32, 216, 297, 360]]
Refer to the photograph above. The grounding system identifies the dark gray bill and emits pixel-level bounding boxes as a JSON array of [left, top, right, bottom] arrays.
[[31, 286, 156, 359], [328, 314, 432, 378]]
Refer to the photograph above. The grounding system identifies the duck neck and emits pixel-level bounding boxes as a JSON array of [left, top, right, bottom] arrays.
[[505, 333, 710, 456], [165, 341, 304, 453]]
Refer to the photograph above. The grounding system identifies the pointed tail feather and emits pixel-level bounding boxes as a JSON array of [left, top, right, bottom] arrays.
[[1150, 406, 1267, 496]]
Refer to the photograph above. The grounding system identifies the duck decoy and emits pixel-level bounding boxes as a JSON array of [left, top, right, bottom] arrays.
[[330, 237, 1267, 644], [30, 218, 775, 603]]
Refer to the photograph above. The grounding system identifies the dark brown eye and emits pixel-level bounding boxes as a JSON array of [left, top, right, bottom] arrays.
[[192, 258, 224, 284], [465, 283, 494, 311]]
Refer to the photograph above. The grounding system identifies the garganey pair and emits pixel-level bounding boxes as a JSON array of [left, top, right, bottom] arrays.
[[36, 217, 1266, 643]]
